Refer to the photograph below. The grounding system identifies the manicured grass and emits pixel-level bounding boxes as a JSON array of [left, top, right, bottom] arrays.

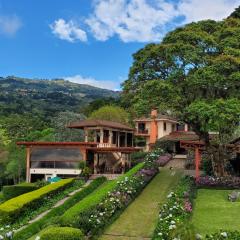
[[192, 189, 240, 235], [100, 169, 183, 240]]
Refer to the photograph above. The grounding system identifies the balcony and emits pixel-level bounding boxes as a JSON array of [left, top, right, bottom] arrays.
[[135, 129, 150, 136]]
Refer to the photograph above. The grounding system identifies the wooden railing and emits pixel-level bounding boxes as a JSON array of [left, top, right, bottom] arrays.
[[97, 143, 117, 148]]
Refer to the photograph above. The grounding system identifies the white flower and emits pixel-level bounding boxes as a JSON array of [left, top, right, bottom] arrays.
[[170, 220, 176, 224], [158, 232, 163, 236], [0, 235, 4, 240], [220, 232, 228, 238], [6, 231, 13, 238], [35, 236, 41, 240]]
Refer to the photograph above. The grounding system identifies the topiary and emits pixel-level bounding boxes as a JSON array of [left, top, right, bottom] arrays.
[[41, 227, 84, 240]]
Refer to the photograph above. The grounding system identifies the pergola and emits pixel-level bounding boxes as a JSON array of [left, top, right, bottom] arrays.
[[180, 139, 240, 181]]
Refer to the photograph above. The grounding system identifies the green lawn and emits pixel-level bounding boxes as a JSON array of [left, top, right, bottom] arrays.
[[99, 169, 183, 240], [192, 189, 240, 235]]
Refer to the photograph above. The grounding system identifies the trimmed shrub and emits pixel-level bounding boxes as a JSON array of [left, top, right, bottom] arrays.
[[2, 183, 37, 200], [41, 227, 84, 240], [13, 177, 106, 240], [0, 178, 74, 224]]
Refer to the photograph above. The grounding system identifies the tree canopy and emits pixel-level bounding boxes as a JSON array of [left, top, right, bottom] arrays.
[[122, 10, 240, 176], [88, 105, 130, 125]]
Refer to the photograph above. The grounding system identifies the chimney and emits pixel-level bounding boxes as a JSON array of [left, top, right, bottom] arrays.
[[151, 109, 157, 118], [150, 109, 158, 144]]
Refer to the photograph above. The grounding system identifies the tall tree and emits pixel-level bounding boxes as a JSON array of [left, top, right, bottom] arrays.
[[122, 13, 240, 176]]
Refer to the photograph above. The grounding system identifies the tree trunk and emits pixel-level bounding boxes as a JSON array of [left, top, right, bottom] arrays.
[[208, 144, 227, 177]]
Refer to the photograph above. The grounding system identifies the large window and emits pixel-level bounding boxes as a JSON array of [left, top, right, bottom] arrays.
[[30, 147, 83, 169]]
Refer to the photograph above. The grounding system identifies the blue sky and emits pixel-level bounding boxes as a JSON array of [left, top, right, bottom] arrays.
[[0, 0, 239, 90]]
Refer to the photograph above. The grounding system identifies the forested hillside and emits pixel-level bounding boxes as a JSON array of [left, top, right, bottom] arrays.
[[0, 76, 118, 118]]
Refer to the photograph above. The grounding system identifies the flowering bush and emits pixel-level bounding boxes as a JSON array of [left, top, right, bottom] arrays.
[[156, 154, 172, 167], [197, 176, 240, 189], [205, 231, 240, 239], [152, 176, 196, 240]]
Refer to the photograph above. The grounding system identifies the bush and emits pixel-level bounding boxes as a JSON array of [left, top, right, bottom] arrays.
[[41, 227, 84, 240], [2, 183, 37, 200], [13, 177, 106, 240], [0, 178, 74, 224]]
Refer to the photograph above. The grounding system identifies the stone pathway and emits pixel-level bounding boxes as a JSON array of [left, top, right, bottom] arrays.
[[17, 180, 92, 231]]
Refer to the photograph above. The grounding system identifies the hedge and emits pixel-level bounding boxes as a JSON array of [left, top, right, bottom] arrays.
[[2, 183, 37, 200], [13, 177, 107, 240], [40, 227, 84, 240], [60, 163, 144, 227], [0, 178, 74, 224]]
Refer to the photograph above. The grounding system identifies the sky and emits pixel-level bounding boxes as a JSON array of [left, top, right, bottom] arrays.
[[0, 0, 239, 90]]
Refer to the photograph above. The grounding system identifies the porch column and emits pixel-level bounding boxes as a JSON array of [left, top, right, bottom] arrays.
[[125, 132, 127, 147], [122, 153, 126, 173], [195, 147, 201, 181], [109, 130, 113, 145], [26, 147, 31, 183], [94, 153, 98, 174], [184, 124, 188, 132], [100, 128, 104, 144], [84, 128, 88, 142], [117, 132, 120, 147]]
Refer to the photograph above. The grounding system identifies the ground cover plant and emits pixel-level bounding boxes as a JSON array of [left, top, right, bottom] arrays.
[[59, 149, 163, 237], [12, 177, 106, 240], [152, 176, 196, 240], [0, 179, 84, 239]]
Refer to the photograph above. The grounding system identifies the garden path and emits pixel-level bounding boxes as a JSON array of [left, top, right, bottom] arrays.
[[99, 169, 183, 240], [16, 180, 92, 231]]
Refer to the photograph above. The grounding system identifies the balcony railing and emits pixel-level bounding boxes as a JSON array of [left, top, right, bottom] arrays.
[[136, 129, 149, 134], [97, 143, 117, 148]]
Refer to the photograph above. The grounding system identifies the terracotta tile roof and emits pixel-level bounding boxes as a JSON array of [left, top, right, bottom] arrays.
[[158, 131, 218, 142], [158, 131, 200, 142], [67, 119, 134, 131]]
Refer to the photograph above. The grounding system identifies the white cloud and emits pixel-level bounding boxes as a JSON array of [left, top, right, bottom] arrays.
[[85, 0, 239, 42], [64, 75, 119, 90], [86, 0, 178, 42], [50, 18, 87, 42], [0, 15, 22, 36], [178, 0, 240, 23], [51, 0, 239, 43]]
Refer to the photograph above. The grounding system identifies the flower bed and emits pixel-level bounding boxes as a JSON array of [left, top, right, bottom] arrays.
[[152, 176, 196, 240], [60, 149, 162, 237], [197, 176, 240, 189]]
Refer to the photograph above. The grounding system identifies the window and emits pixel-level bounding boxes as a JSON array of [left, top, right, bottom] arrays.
[[163, 122, 167, 131]]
